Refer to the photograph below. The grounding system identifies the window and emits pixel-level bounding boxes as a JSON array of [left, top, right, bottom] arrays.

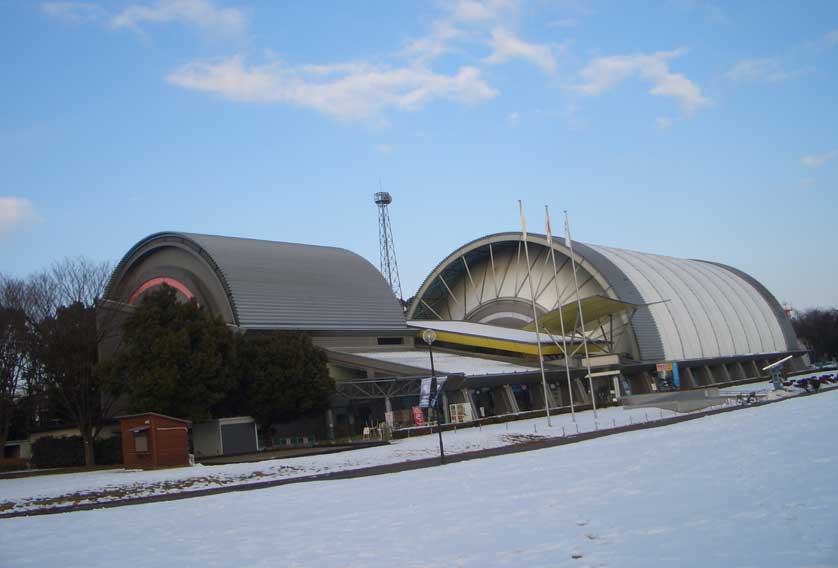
[[134, 430, 149, 452]]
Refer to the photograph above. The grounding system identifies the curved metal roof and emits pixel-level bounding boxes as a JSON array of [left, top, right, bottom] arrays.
[[109, 232, 407, 332], [408, 232, 797, 362], [583, 243, 790, 360]]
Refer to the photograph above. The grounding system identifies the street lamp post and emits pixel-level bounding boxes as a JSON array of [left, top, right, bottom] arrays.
[[423, 328, 445, 465]]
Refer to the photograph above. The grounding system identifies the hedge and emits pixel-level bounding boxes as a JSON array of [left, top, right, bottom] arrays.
[[31, 435, 123, 469]]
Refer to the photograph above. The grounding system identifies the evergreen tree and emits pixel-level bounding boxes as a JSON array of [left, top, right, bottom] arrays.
[[113, 285, 236, 422], [234, 332, 334, 445]]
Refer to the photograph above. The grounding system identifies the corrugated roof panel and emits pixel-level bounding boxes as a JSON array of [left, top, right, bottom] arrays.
[[704, 261, 798, 351], [570, 241, 666, 362], [180, 233, 407, 331], [586, 243, 788, 360], [589, 245, 687, 359], [693, 261, 785, 352], [665, 259, 737, 356]]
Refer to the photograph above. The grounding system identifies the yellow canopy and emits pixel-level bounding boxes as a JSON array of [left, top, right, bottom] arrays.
[[524, 295, 637, 334], [429, 330, 565, 356]]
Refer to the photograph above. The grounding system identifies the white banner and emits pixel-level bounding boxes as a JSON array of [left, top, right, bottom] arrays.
[[419, 377, 432, 408], [430, 376, 448, 407]]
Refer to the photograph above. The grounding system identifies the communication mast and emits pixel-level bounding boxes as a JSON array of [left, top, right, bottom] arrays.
[[374, 190, 404, 302]]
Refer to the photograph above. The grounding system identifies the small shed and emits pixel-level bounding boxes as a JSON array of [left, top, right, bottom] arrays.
[[192, 416, 259, 458], [118, 413, 191, 469]]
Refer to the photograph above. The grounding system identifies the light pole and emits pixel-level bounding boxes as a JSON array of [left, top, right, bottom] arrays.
[[423, 328, 445, 465]]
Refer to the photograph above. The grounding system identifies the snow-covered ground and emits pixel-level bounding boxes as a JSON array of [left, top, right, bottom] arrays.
[[1, 404, 686, 515], [718, 380, 774, 394], [0, 383, 817, 515], [1, 389, 836, 567]]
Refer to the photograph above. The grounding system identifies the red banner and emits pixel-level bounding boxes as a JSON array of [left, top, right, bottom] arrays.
[[412, 406, 425, 426]]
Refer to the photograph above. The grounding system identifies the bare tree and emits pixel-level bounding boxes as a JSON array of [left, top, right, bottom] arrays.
[[0, 276, 32, 451], [793, 308, 838, 363], [49, 257, 112, 309], [27, 258, 116, 466], [23, 257, 112, 321]]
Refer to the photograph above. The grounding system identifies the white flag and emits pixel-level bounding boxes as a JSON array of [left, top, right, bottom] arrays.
[[518, 200, 527, 239], [545, 206, 553, 246], [564, 213, 572, 248]]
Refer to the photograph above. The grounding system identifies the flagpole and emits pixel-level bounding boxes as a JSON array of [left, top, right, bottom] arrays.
[[564, 210, 597, 419], [519, 200, 552, 427], [545, 206, 576, 422]]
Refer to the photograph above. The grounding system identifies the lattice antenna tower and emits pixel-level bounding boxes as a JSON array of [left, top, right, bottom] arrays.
[[374, 189, 404, 302]]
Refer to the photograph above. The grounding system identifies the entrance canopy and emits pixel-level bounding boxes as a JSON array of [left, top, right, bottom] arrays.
[[408, 319, 573, 356], [332, 346, 540, 376], [523, 295, 639, 333]]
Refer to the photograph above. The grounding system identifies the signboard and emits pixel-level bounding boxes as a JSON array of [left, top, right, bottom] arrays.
[[419, 378, 433, 408], [429, 376, 448, 407], [449, 403, 473, 424], [655, 361, 680, 390], [412, 406, 425, 426]]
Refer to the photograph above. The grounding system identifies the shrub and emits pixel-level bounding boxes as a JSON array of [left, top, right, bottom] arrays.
[[31, 435, 123, 468], [31, 436, 83, 468], [94, 435, 123, 465]]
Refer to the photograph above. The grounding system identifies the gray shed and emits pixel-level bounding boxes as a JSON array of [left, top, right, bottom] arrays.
[[192, 416, 259, 458]]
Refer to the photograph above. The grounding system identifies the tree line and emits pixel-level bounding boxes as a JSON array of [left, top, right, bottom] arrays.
[[792, 308, 838, 363], [1, 259, 334, 466]]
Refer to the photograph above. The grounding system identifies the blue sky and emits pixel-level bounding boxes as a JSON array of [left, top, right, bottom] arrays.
[[1, 0, 836, 309]]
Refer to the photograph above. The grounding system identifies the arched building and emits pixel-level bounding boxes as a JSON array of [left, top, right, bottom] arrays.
[[103, 231, 408, 336], [408, 232, 805, 399], [100, 231, 416, 439], [100, 230, 807, 439]]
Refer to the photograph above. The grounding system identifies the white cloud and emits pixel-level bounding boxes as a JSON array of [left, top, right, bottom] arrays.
[[401, 21, 465, 63], [0, 197, 36, 236], [549, 18, 578, 28], [110, 0, 246, 37], [450, 0, 517, 23], [374, 144, 392, 154], [803, 29, 838, 52], [574, 49, 710, 114], [167, 56, 498, 121], [41, 2, 106, 23], [401, 1, 518, 63], [43, 0, 246, 37], [402, 0, 555, 78], [507, 111, 520, 126], [656, 116, 673, 129], [801, 150, 838, 168], [676, 0, 730, 26], [484, 28, 557, 74], [726, 58, 802, 83]]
